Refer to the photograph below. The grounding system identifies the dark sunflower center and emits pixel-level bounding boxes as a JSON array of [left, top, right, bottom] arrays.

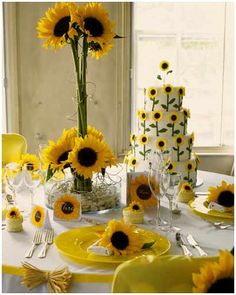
[[185, 185, 191, 191], [132, 204, 140, 210], [151, 89, 156, 95], [168, 164, 173, 170], [207, 277, 234, 293], [166, 86, 171, 93], [132, 159, 136, 165], [61, 202, 74, 215], [89, 41, 102, 52], [77, 148, 97, 167], [184, 111, 187, 116], [171, 115, 177, 121], [189, 138, 193, 144], [159, 141, 165, 147], [111, 231, 129, 250], [187, 164, 192, 170], [179, 89, 183, 95], [26, 163, 34, 171], [162, 62, 168, 69], [84, 17, 104, 37], [10, 211, 16, 217], [142, 137, 147, 143], [177, 138, 182, 144], [35, 211, 41, 222], [58, 150, 71, 163], [142, 113, 146, 119], [54, 16, 71, 37], [136, 184, 152, 200], [132, 135, 135, 140], [217, 190, 234, 207], [154, 113, 161, 119]]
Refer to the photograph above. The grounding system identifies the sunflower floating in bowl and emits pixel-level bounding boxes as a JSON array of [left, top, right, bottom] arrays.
[[208, 181, 234, 213]]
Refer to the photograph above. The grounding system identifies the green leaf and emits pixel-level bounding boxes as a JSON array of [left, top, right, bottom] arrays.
[[169, 98, 175, 104], [179, 151, 184, 155], [142, 241, 156, 249], [135, 144, 139, 147], [161, 104, 168, 110], [149, 123, 156, 128], [179, 122, 184, 126], [145, 128, 151, 132], [46, 167, 54, 181], [186, 147, 190, 151], [154, 100, 159, 105], [141, 122, 145, 127], [157, 75, 162, 80], [174, 130, 180, 134], [159, 128, 167, 133], [173, 147, 178, 151], [167, 70, 173, 75], [139, 151, 144, 156], [173, 104, 179, 108], [167, 123, 173, 127], [183, 176, 188, 181]]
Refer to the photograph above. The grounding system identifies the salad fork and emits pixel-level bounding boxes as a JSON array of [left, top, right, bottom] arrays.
[[25, 230, 42, 258], [38, 229, 54, 258]]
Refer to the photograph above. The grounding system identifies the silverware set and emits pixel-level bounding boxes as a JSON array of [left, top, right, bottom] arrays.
[[25, 229, 54, 258], [176, 233, 207, 257], [204, 220, 234, 230]]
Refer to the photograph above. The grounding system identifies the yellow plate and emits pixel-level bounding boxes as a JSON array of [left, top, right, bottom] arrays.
[[189, 196, 234, 220], [54, 225, 171, 265]]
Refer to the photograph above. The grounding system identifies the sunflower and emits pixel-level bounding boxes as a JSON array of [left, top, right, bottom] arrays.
[[159, 60, 170, 72], [148, 87, 158, 99], [208, 181, 234, 212], [138, 110, 147, 121], [72, 3, 115, 45], [98, 219, 143, 256], [156, 138, 168, 152], [185, 161, 196, 172], [42, 134, 75, 172], [188, 132, 195, 145], [193, 152, 200, 163], [178, 86, 185, 96], [174, 135, 184, 146], [64, 125, 104, 141], [130, 133, 137, 143], [68, 134, 111, 179], [54, 194, 80, 220], [183, 108, 190, 118], [162, 84, 173, 95], [89, 40, 113, 59], [124, 155, 129, 165], [19, 154, 40, 171], [182, 182, 193, 192], [168, 112, 179, 124], [37, 2, 78, 49], [152, 110, 163, 122], [130, 174, 158, 207], [128, 201, 144, 212], [104, 145, 118, 167], [192, 250, 234, 293], [129, 156, 137, 167], [165, 161, 176, 173], [31, 206, 45, 228], [139, 134, 148, 145], [6, 207, 21, 219]]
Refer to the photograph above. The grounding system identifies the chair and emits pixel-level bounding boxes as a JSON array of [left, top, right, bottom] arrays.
[[2, 133, 27, 166], [112, 254, 218, 293]]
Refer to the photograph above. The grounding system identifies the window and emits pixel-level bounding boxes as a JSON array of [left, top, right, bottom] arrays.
[[131, 2, 233, 150]]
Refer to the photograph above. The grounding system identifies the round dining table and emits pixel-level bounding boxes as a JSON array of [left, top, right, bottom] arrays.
[[2, 169, 234, 293]]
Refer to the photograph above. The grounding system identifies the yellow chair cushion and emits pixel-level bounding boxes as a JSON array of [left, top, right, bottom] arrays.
[[112, 254, 218, 293]]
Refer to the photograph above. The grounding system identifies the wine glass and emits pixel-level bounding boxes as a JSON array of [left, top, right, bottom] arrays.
[[161, 171, 182, 232], [152, 148, 172, 172]]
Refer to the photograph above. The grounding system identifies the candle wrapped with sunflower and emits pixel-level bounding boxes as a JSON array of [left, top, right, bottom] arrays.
[[36, 3, 119, 196]]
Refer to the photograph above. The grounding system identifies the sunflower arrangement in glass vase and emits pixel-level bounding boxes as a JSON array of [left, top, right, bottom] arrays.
[[37, 3, 119, 211]]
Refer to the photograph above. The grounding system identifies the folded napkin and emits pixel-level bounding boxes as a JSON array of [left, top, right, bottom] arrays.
[[87, 239, 113, 256], [208, 202, 226, 212]]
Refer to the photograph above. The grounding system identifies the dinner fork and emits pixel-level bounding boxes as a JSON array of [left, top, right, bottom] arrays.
[[25, 230, 42, 258], [38, 229, 54, 258]]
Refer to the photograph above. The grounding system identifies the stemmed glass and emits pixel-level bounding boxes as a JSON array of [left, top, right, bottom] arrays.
[[161, 171, 182, 232]]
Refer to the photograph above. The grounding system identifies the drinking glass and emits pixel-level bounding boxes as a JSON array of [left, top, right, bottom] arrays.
[[151, 148, 172, 172], [161, 171, 182, 232]]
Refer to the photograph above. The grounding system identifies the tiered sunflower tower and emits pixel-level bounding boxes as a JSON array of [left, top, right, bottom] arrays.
[[125, 61, 199, 186]]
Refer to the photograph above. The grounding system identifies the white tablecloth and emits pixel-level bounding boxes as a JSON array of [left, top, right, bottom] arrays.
[[2, 170, 234, 293]]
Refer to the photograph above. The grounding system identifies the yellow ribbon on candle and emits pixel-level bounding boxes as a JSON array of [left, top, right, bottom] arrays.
[[21, 262, 72, 293]]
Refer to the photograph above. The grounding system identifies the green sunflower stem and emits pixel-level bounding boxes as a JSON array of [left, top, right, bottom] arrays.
[[188, 144, 191, 159], [183, 119, 186, 135], [177, 145, 180, 162], [73, 173, 92, 193], [144, 145, 146, 161], [152, 100, 155, 111], [167, 94, 169, 111], [156, 122, 159, 136], [178, 95, 180, 111], [172, 123, 175, 136]]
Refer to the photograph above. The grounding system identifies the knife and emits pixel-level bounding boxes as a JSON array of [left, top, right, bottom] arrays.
[[176, 233, 192, 256], [186, 234, 208, 256]]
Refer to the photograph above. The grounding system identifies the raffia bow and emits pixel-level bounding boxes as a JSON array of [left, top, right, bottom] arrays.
[[21, 262, 72, 293]]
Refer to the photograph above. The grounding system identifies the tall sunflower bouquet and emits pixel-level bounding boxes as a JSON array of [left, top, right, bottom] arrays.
[[37, 2, 118, 192]]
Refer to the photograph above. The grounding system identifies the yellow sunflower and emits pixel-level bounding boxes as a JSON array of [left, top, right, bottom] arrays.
[[89, 40, 113, 59], [37, 2, 78, 49], [178, 86, 185, 96], [148, 87, 158, 99], [165, 161, 176, 173], [128, 201, 144, 212], [152, 110, 163, 122], [192, 250, 234, 293], [159, 60, 170, 72], [98, 219, 143, 256], [183, 108, 190, 118], [138, 110, 147, 121], [130, 133, 137, 143], [168, 112, 179, 124], [162, 84, 173, 95], [156, 138, 168, 152], [54, 194, 80, 220], [185, 161, 196, 172], [124, 155, 129, 165], [182, 182, 193, 192], [64, 125, 104, 141], [129, 156, 137, 167], [139, 134, 148, 145], [31, 206, 45, 228], [174, 135, 184, 146], [208, 181, 234, 212], [130, 174, 158, 207], [188, 132, 195, 145], [193, 152, 200, 163], [6, 207, 21, 219], [68, 134, 111, 179], [72, 3, 115, 45], [19, 154, 40, 171]]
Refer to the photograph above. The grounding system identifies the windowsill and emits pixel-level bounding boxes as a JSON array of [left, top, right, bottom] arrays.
[[193, 146, 234, 155]]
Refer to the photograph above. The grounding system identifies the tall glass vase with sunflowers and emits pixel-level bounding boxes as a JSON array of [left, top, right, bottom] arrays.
[[37, 2, 119, 212]]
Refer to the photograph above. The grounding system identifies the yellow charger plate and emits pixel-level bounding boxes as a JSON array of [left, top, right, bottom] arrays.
[[189, 196, 234, 220], [54, 224, 171, 265]]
